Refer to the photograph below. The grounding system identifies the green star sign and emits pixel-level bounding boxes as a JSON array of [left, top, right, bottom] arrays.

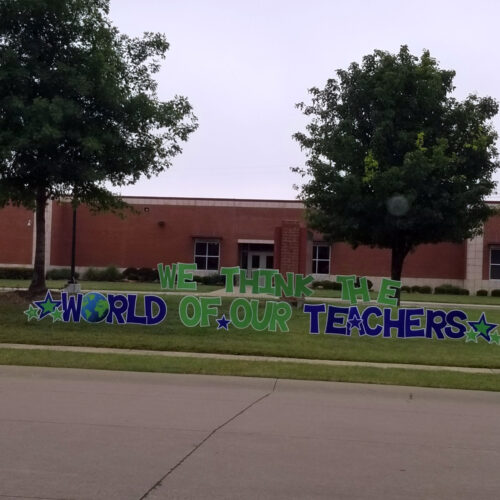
[[474, 318, 490, 336], [490, 331, 500, 345], [465, 330, 478, 343], [51, 307, 63, 323], [24, 304, 40, 321]]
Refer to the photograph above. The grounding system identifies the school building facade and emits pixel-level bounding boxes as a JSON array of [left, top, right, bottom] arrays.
[[1, 196, 500, 293]]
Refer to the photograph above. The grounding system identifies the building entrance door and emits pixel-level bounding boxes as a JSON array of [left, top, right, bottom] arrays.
[[247, 251, 274, 277]]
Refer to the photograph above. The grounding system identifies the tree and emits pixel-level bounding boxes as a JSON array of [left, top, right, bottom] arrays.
[[294, 46, 499, 303], [0, 0, 197, 294]]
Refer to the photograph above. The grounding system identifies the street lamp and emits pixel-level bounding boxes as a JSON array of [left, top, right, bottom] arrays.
[[65, 203, 81, 293]]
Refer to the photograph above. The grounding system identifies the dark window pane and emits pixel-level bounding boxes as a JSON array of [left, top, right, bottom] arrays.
[[207, 242, 219, 256], [317, 246, 329, 260], [251, 255, 260, 268], [195, 256, 206, 270], [317, 260, 330, 274], [312, 261, 318, 273], [313, 246, 318, 259], [241, 252, 248, 269], [491, 249, 500, 265], [491, 264, 500, 279], [195, 242, 206, 256], [207, 257, 219, 270], [266, 255, 273, 269]]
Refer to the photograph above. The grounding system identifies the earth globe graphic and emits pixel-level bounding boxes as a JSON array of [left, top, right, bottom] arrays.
[[81, 292, 109, 323]]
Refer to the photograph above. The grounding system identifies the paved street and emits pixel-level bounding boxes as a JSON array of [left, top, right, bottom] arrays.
[[0, 366, 499, 500]]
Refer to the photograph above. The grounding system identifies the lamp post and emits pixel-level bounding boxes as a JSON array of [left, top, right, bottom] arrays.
[[65, 204, 81, 293], [70, 205, 77, 283]]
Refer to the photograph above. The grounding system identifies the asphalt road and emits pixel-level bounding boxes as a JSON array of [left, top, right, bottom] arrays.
[[0, 366, 499, 500]]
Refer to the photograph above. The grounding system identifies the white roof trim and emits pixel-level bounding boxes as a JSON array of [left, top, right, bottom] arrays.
[[238, 239, 275, 244]]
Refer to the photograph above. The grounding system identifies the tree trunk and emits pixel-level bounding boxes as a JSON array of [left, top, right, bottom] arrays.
[[391, 244, 408, 307], [28, 188, 48, 295]]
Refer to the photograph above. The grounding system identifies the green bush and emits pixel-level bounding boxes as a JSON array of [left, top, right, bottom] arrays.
[[401, 285, 411, 293], [45, 268, 80, 280], [410, 285, 433, 294], [434, 284, 469, 295], [476, 289, 488, 296], [491, 289, 500, 297], [82, 266, 121, 282], [137, 267, 159, 282], [0, 267, 33, 279], [354, 277, 373, 290], [122, 267, 140, 281], [311, 280, 342, 291], [193, 274, 225, 286]]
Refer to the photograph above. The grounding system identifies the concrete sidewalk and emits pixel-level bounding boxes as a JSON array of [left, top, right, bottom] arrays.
[[1, 342, 499, 374]]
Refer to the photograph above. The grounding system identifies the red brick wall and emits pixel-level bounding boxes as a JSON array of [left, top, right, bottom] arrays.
[[482, 214, 500, 279], [0, 198, 470, 280], [0, 205, 33, 265], [278, 221, 301, 274], [50, 201, 305, 268], [331, 241, 466, 279]]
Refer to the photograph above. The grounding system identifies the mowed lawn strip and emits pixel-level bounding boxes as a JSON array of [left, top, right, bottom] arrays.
[[0, 279, 221, 293], [3, 279, 500, 305], [1, 294, 499, 369], [0, 348, 499, 392]]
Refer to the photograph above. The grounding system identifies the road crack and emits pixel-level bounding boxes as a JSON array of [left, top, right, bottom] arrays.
[[138, 378, 279, 499]]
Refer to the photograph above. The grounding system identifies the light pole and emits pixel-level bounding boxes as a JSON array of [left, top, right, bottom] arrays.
[[65, 203, 81, 293]]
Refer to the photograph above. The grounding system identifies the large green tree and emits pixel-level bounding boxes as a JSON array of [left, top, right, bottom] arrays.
[[294, 46, 499, 301], [0, 0, 197, 294]]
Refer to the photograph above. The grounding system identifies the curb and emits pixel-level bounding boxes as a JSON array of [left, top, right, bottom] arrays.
[[0, 343, 498, 375]]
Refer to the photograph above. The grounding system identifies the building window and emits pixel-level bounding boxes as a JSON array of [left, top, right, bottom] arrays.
[[490, 247, 500, 279], [312, 244, 330, 274], [195, 240, 220, 271]]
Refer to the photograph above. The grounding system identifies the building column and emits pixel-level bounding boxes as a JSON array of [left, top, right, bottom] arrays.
[[465, 234, 484, 292]]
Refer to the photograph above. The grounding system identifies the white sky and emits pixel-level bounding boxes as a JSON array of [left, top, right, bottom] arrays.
[[109, 0, 500, 200]]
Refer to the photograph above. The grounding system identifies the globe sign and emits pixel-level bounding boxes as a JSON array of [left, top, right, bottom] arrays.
[[81, 292, 109, 323]]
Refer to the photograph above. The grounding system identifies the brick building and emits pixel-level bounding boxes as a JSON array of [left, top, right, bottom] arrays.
[[1, 196, 500, 292]]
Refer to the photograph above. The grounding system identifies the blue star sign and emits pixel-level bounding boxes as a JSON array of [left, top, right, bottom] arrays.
[[467, 313, 497, 342], [34, 291, 62, 320], [216, 314, 231, 330]]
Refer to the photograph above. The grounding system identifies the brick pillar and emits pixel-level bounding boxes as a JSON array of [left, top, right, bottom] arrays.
[[277, 220, 302, 274]]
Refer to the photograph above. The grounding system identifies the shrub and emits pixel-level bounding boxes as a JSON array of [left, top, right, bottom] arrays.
[[408, 285, 433, 294], [122, 267, 140, 281], [0, 267, 33, 279], [45, 268, 80, 280], [434, 284, 469, 295], [311, 280, 342, 290], [476, 289, 488, 296], [354, 277, 373, 290], [82, 266, 121, 282], [137, 267, 158, 282], [197, 274, 225, 286], [401, 285, 411, 293], [491, 289, 500, 297]]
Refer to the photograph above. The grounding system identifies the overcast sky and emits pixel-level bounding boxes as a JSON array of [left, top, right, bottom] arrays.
[[109, 0, 500, 200]]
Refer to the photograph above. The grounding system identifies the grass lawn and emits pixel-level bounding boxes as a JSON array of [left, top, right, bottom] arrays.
[[1, 347, 499, 392], [3, 278, 500, 305], [0, 279, 220, 293], [1, 293, 499, 369], [312, 288, 500, 305]]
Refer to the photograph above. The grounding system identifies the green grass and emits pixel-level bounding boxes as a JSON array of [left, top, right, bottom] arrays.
[[312, 288, 500, 305], [3, 278, 500, 305], [1, 348, 499, 391], [0, 279, 220, 293], [1, 294, 499, 369]]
